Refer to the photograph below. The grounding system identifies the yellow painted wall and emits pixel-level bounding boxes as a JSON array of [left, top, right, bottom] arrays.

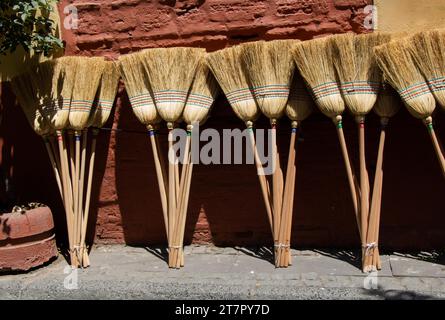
[[0, 3, 62, 82], [375, 0, 445, 32]]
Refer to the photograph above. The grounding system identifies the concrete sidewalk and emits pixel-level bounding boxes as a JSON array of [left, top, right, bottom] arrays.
[[1, 245, 445, 300]]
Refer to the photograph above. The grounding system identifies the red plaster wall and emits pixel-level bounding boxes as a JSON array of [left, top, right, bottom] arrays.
[[2, 0, 445, 250]]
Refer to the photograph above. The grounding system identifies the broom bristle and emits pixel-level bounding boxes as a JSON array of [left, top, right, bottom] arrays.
[[90, 61, 120, 128], [119, 52, 160, 126], [206, 45, 259, 123], [285, 73, 314, 122], [70, 57, 106, 130], [374, 86, 401, 119], [29, 57, 76, 130], [293, 37, 345, 118], [331, 32, 391, 116], [140, 47, 204, 123], [11, 73, 49, 136], [242, 40, 297, 120], [374, 39, 436, 119], [407, 29, 445, 110], [183, 56, 219, 125]]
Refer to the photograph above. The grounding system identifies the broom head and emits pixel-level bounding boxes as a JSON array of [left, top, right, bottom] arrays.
[[183, 56, 219, 125], [293, 37, 345, 118], [29, 57, 76, 130], [90, 61, 120, 128], [119, 52, 161, 126], [374, 85, 401, 119], [140, 47, 204, 123], [242, 40, 296, 120], [69, 56, 106, 131], [331, 32, 391, 117], [207, 45, 259, 124], [285, 72, 314, 122], [11, 72, 50, 136], [407, 29, 445, 111], [374, 38, 436, 119]]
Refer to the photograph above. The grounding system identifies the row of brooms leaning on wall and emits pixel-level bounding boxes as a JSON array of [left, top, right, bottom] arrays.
[[11, 30, 445, 271]]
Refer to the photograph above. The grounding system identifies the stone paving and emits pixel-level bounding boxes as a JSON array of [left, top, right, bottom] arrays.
[[1, 245, 445, 299]]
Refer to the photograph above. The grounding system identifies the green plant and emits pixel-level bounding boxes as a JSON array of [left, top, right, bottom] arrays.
[[0, 0, 63, 57]]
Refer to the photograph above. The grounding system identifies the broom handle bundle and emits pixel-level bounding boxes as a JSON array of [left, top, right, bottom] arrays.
[[334, 116, 361, 233], [77, 130, 88, 266], [246, 121, 274, 233], [424, 117, 445, 178], [74, 131, 82, 263], [277, 123, 298, 267], [364, 117, 388, 272], [357, 116, 370, 266], [148, 126, 169, 237], [80, 128, 99, 268]]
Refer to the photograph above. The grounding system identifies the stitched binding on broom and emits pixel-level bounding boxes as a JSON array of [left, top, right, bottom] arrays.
[[226, 88, 254, 105], [70, 100, 93, 113], [310, 81, 341, 100], [398, 82, 431, 101], [154, 90, 188, 104], [97, 100, 114, 112], [129, 93, 156, 109], [40, 99, 71, 118], [426, 76, 445, 92], [186, 93, 214, 109], [340, 81, 381, 95], [252, 84, 290, 100]]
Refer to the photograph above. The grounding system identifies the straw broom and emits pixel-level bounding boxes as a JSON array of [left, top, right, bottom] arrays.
[[330, 32, 391, 271], [140, 47, 203, 268], [171, 56, 219, 268], [69, 57, 106, 267], [77, 60, 120, 267], [207, 45, 274, 246], [11, 73, 64, 199], [280, 73, 314, 267], [29, 57, 78, 266], [374, 39, 444, 176], [241, 40, 296, 267], [293, 37, 360, 232], [364, 87, 400, 272]]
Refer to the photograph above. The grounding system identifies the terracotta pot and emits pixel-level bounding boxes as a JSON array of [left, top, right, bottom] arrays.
[[0, 206, 58, 272]]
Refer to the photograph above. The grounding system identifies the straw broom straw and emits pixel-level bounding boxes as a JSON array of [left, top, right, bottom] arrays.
[[75, 61, 120, 267], [207, 46, 274, 240], [374, 39, 445, 176], [364, 87, 400, 272], [330, 32, 391, 270], [140, 47, 204, 268], [242, 40, 296, 267], [279, 73, 314, 267], [172, 57, 219, 268], [293, 37, 360, 230]]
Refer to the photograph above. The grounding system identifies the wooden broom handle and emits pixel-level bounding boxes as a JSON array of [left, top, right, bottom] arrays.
[[74, 130, 82, 266], [43, 137, 63, 200], [357, 116, 369, 263], [425, 117, 445, 178], [335, 116, 360, 234], [246, 121, 274, 234], [148, 126, 169, 237], [167, 123, 177, 267], [271, 120, 281, 263], [78, 129, 88, 266]]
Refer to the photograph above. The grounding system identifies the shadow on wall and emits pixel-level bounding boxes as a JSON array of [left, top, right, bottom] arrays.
[[0, 81, 111, 252], [115, 88, 445, 249]]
